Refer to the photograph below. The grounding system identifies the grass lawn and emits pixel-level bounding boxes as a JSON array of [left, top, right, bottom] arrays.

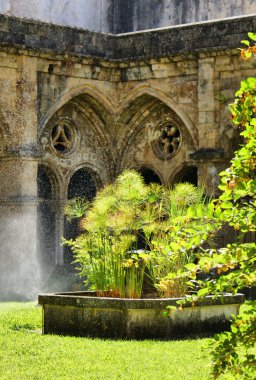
[[0, 302, 212, 380]]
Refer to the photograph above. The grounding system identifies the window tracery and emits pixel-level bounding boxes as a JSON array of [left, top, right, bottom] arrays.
[[50, 120, 75, 155], [152, 121, 181, 160]]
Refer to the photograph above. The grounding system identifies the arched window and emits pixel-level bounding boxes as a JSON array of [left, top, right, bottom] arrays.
[[174, 166, 198, 187], [138, 167, 162, 185], [67, 168, 97, 200], [64, 168, 97, 268]]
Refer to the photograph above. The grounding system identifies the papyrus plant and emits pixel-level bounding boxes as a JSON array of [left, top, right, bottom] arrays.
[[65, 171, 219, 298], [65, 170, 150, 298], [142, 183, 221, 297]]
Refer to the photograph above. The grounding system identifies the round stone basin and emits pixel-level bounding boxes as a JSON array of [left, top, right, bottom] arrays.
[[38, 291, 244, 339]]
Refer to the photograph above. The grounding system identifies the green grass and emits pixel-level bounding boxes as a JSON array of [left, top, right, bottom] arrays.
[[0, 302, 212, 380]]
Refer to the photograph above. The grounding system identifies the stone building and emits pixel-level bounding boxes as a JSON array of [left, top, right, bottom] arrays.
[[0, 0, 256, 299]]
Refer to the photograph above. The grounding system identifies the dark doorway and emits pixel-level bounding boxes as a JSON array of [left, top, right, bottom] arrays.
[[64, 168, 97, 268], [179, 166, 198, 186], [138, 167, 161, 185]]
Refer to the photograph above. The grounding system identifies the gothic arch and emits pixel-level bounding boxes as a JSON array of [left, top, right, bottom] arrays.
[[117, 85, 198, 147], [39, 91, 115, 182], [136, 164, 163, 185], [67, 164, 103, 196], [40, 85, 115, 131], [64, 166, 100, 268], [69, 95, 114, 157], [37, 162, 62, 199], [168, 163, 198, 186], [116, 91, 197, 174], [121, 162, 163, 185], [37, 164, 60, 276]]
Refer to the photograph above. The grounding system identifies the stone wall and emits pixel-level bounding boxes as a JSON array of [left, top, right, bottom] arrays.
[[0, 13, 255, 299]]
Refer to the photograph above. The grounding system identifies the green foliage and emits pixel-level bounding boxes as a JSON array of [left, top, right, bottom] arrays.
[[182, 33, 256, 379], [241, 32, 256, 59], [65, 171, 219, 298], [142, 183, 220, 297], [65, 170, 151, 298], [64, 197, 90, 221], [148, 200, 220, 297], [210, 303, 256, 379]]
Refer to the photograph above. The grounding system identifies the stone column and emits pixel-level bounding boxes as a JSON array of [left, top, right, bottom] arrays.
[[0, 55, 39, 300], [198, 56, 216, 148], [196, 157, 229, 196], [196, 55, 225, 195]]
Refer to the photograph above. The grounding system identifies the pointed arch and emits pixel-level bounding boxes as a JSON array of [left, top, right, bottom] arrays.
[[168, 163, 198, 186], [117, 84, 198, 147], [136, 164, 162, 185], [39, 84, 116, 131], [67, 164, 103, 196], [39, 89, 116, 181], [116, 88, 198, 174], [37, 163, 60, 275]]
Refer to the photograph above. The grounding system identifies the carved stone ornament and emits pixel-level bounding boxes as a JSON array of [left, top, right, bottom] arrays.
[[152, 122, 181, 160], [50, 119, 76, 156]]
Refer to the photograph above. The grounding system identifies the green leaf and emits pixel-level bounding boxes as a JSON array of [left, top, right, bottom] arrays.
[[197, 288, 209, 297], [246, 77, 256, 87], [185, 263, 197, 271], [220, 202, 233, 209], [169, 242, 181, 252], [241, 39, 250, 46], [214, 206, 222, 218], [248, 32, 256, 41]]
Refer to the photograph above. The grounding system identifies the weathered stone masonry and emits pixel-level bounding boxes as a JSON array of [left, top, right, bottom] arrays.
[[0, 13, 256, 299]]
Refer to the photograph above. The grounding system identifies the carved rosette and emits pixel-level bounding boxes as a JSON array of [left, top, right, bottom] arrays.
[[152, 120, 181, 160]]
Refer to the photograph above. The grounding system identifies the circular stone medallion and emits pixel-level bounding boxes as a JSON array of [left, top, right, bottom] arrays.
[[152, 123, 181, 160], [50, 120, 76, 156]]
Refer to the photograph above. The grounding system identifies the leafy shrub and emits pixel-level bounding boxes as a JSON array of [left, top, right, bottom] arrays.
[[65, 171, 219, 298], [180, 33, 256, 378]]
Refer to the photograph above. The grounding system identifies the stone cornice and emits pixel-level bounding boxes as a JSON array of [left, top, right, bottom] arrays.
[[0, 13, 256, 61]]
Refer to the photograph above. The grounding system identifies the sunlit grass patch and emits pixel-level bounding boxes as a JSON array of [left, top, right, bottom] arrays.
[[0, 302, 212, 380]]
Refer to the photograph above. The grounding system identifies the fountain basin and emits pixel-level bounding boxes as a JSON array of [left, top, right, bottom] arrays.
[[38, 291, 244, 339]]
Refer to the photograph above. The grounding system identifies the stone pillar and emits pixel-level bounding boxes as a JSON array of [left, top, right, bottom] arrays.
[[196, 55, 224, 195], [197, 159, 230, 197], [198, 56, 216, 148], [0, 55, 39, 300]]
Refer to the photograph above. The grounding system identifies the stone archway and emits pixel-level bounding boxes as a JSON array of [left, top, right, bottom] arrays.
[[64, 167, 99, 269], [137, 165, 162, 185], [171, 165, 198, 186], [116, 92, 197, 185], [40, 91, 115, 184], [38, 90, 115, 289]]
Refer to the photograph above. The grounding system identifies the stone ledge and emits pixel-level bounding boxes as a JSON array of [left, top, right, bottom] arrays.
[[38, 291, 244, 309], [0, 14, 256, 61], [189, 148, 226, 161]]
